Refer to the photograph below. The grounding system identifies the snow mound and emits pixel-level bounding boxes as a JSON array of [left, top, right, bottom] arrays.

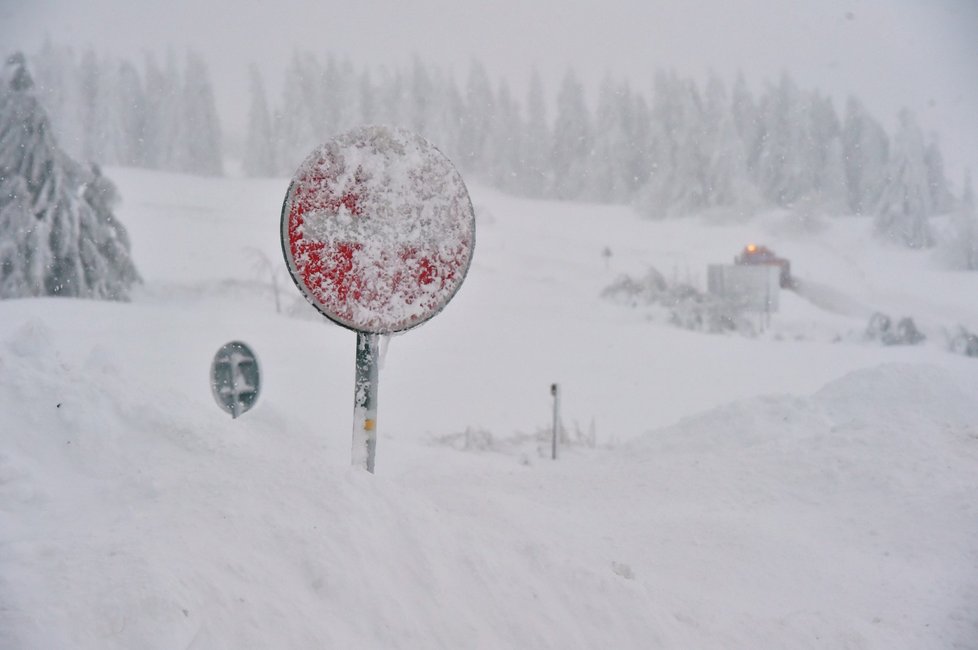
[[4, 160, 978, 649], [615, 363, 978, 649], [4, 320, 975, 649], [0, 318, 660, 649], [633, 362, 978, 452]]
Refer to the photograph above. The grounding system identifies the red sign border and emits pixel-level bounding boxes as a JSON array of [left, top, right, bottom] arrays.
[[279, 132, 476, 334]]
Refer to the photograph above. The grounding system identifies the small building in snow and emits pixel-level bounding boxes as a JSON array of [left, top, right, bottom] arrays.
[[707, 264, 781, 313]]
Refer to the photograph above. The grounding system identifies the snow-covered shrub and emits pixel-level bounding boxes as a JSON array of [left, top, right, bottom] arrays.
[[865, 312, 891, 341], [947, 326, 978, 358], [432, 420, 599, 459], [865, 312, 925, 346], [433, 427, 498, 452], [602, 267, 756, 335], [0, 53, 139, 300], [601, 267, 669, 306], [431, 427, 544, 458], [246, 247, 290, 314]]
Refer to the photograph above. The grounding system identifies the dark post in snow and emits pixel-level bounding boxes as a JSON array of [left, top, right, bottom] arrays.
[[551, 383, 560, 460], [281, 126, 475, 473]]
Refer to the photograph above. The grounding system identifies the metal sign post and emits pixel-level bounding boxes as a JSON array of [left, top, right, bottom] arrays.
[[281, 126, 475, 473], [353, 331, 380, 472], [551, 383, 560, 460]]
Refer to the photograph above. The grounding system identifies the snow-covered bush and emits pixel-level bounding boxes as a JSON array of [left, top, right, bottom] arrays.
[[865, 312, 925, 346], [602, 267, 756, 335], [432, 420, 598, 459], [0, 53, 139, 300], [947, 326, 978, 358], [433, 427, 499, 452]]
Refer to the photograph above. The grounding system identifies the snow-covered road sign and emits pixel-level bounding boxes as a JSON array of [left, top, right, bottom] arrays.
[[210, 341, 260, 419], [281, 125, 475, 334], [280, 125, 475, 473]]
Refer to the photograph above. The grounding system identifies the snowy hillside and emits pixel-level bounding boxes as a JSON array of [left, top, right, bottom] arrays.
[[1, 167, 977, 649]]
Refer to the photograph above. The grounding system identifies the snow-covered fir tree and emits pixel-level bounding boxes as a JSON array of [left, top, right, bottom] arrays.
[[754, 74, 821, 207], [178, 52, 222, 175], [0, 53, 139, 300], [407, 56, 433, 138], [622, 92, 653, 199], [923, 138, 953, 214], [276, 52, 323, 173], [637, 72, 714, 215], [24, 42, 963, 224], [818, 137, 848, 213], [842, 97, 890, 214], [357, 70, 376, 126], [242, 64, 276, 177], [485, 80, 522, 191], [519, 69, 550, 198], [322, 55, 355, 136], [32, 41, 81, 155], [459, 60, 494, 175], [701, 73, 757, 210], [731, 72, 759, 162], [634, 72, 672, 216], [116, 60, 147, 167], [376, 67, 406, 131], [588, 75, 633, 202], [666, 77, 712, 212], [945, 172, 977, 270], [874, 110, 934, 248], [143, 51, 182, 171], [550, 69, 591, 200], [807, 93, 847, 210], [78, 48, 124, 166], [431, 70, 465, 163]]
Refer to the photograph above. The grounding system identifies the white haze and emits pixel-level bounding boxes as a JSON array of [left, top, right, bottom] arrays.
[[2, 0, 976, 182]]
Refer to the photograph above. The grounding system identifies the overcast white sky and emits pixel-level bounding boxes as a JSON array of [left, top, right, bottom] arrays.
[[2, 0, 976, 182]]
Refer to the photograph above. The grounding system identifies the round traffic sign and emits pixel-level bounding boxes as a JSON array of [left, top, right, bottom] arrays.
[[210, 341, 260, 419], [281, 126, 475, 333]]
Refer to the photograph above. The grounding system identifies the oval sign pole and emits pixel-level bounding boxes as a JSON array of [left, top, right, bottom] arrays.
[[281, 126, 475, 472]]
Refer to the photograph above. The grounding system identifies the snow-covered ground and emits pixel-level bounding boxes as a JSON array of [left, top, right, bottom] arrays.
[[1, 167, 977, 648]]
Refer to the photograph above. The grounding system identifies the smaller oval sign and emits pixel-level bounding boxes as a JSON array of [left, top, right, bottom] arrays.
[[210, 341, 261, 419], [281, 126, 476, 334]]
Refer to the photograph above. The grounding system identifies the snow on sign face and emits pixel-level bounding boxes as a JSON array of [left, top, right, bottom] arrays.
[[281, 126, 475, 334]]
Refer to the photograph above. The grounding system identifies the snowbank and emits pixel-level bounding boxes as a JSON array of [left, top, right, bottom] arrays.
[[2, 167, 977, 648], [2, 304, 975, 648]]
